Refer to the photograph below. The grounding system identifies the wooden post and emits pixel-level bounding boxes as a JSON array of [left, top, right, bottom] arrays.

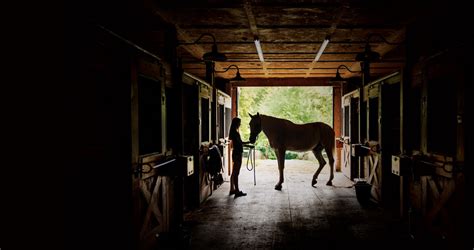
[[333, 85, 342, 171], [421, 176, 427, 215], [231, 85, 238, 118]]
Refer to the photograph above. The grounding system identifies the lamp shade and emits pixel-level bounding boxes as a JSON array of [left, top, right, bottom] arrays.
[[202, 44, 227, 62], [355, 44, 380, 62], [330, 65, 360, 82], [330, 71, 345, 82], [230, 71, 246, 81]]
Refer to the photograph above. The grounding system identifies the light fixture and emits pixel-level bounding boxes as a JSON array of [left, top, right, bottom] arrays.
[[331, 65, 360, 82], [193, 33, 227, 62], [214, 64, 246, 81], [355, 33, 402, 62], [313, 35, 330, 62], [355, 43, 380, 62], [254, 36, 264, 62]]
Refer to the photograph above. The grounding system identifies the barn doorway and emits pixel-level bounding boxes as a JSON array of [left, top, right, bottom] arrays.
[[237, 86, 335, 176]]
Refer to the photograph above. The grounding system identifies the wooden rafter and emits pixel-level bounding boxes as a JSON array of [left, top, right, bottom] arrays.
[[244, 0, 269, 77], [306, 4, 348, 76], [154, 9, 228, 79], [152, 2, 411, 79]]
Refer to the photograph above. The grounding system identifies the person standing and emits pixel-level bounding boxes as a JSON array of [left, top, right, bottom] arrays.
[[228, 117, 249, 197]]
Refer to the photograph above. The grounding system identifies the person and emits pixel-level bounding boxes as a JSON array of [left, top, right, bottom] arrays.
[[228, 117, 250, 197]]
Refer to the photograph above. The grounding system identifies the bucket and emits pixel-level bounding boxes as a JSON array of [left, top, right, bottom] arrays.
[[354, 181, 372, 205]]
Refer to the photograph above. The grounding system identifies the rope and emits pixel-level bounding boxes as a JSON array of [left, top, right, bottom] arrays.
[[245, 145, 256, 185]]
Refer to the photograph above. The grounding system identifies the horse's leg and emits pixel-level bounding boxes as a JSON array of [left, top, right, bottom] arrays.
[[325, 146, 335, 186], [275, 148, 285, 190], [311, 145, 326, 187]]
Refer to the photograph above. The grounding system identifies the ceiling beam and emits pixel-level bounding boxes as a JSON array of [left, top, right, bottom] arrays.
[[177, 41, 394, 45], [232, 77, 335, 87], [177, 24, 404, 30], [306, 3, 348, 76], [244, 0, 269, 77]]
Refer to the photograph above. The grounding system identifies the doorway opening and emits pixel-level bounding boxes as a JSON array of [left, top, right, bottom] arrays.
[[237, 86, 333, 167]]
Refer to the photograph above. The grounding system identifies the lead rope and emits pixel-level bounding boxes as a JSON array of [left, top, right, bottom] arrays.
[[245, 145, 256, 185]]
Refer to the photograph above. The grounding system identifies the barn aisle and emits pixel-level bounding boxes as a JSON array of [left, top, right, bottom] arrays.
[[181, 160, 410, 249]]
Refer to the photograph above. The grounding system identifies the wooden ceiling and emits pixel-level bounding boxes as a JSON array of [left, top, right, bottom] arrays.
[[154, 1, 417, 80]]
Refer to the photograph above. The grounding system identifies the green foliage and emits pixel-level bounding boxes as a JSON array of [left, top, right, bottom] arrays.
[[285, 151, 298, 159], [238, 86, 333, 159]]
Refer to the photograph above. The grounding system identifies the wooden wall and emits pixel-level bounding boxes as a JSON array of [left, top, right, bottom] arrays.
[[66, 23, 134, 250], [401, 2, 469, 243], [66, 14, 180, 249]]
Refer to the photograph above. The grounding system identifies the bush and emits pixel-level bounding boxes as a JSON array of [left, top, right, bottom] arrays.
[[256, 145, 276, 159], [255, 147, 299, 160], [285, 151, 298, 159]]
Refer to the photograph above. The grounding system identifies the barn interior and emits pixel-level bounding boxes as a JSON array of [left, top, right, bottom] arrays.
[[66, 0, 471, 249]]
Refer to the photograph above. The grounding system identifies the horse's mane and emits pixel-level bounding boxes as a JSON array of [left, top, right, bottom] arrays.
[[260, 114, 298, 125]]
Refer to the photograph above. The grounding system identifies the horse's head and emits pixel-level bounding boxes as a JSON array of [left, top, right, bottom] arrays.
[[249, 112, 262, 143]]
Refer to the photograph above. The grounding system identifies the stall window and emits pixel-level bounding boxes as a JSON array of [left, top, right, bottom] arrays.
[[217, 104, 225, 139], [427, 76, 456, 154], [201, 98, 210, 142], [166, 86, 175, 151], [410, 88, 422, 151], [182, 83, 198, 154], [382, 83, 401, 154], [360, 100, 367, 142], [343, 106, 350, 137], [369, 97, 379, 141], [350, 97, 359, 143], [138, 75, 162, 155]]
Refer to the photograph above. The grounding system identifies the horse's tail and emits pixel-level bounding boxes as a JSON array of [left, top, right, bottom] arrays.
[[321, 123, 336, 164], [329, 126, 336, 160]]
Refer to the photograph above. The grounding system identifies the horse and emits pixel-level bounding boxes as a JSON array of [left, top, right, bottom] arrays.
[[248, 113, 335, 190]]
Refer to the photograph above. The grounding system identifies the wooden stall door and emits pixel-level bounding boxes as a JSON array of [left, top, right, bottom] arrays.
[[131, 69, 169, 250], [134, 155, 174, 250], [366, 82, 382, 202], [217, 91, 232, 179], [342, 138, 352, 178], [342, 98, 351, 178], [381, 77, 402, 209], [198, 82, 213, 203], [365, 72, 401, 204], [341, 90, 359, 180]]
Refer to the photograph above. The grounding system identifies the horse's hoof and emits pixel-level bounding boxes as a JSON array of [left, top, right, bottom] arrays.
[[326, 181, 333, 186], [311, 179, 317, 186], [274, 185, 282, 191]]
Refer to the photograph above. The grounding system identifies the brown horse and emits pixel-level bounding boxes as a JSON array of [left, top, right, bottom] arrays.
[[248, 113, 335, 190]]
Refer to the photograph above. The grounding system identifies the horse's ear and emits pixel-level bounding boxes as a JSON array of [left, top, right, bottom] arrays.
[[249, 113, 254, 118], [257, 112, 260, 116]]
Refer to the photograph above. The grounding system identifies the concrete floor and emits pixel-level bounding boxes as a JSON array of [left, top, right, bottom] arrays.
[[179, 160, 411, 249]]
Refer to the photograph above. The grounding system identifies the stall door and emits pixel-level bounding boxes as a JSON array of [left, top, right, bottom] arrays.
[[132, 74, 170, 250], [217, 90, 232, 178], [366, 82, 382, 202], [342, 90, 359, 180], [381, 76, 402, 208], [181, 79, 199, 210], [181, 73, 214, 207], [198, 82, 213, 203], [365, 72, 401, 204]]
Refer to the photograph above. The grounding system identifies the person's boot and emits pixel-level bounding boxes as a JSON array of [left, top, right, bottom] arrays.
[[234, 191, 247, 198]]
